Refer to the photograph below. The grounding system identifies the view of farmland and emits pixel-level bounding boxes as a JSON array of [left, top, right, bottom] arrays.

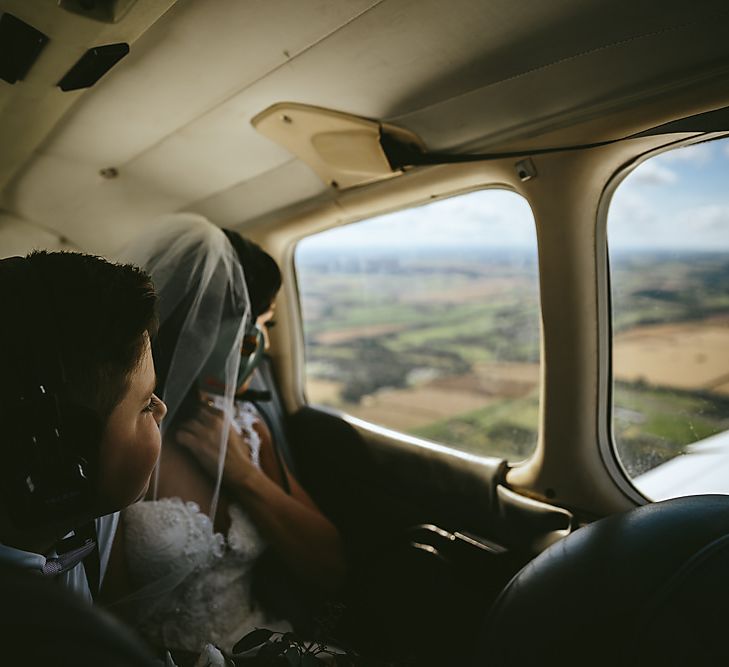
[[297, 244, 541, 461], [612, 251, 729, 477], [297, 244, 729, 465], [609, 137, 729, 480], [296, 139, 729, 469], [296, 189, 542, 461]]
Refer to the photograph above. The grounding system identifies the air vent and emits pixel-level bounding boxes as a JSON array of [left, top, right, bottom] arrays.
[[57, 43, 130, 92], [0, 13, 49, 84]]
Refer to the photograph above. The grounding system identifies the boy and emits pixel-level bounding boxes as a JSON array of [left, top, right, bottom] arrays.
[[0, 250, 166, 601]]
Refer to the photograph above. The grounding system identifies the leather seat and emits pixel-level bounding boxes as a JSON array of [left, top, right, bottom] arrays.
[[0, 564, 157, 665], [477, 494, 729, 667]]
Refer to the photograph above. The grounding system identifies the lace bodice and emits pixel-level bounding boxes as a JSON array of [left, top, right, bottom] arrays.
[[124, 497, 287, 654], [122, 402, 288, 654]]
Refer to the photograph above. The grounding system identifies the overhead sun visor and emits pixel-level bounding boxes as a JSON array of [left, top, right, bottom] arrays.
[[251, 102, 424, 190], [253, 102, 729, 185]]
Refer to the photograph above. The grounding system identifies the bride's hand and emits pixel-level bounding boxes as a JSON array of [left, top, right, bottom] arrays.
[[175, 403, 257, 487]]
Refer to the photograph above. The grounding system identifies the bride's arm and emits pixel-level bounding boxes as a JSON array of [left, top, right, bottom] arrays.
[[176, 406, 346, 594], [234, 431, 347, 594]]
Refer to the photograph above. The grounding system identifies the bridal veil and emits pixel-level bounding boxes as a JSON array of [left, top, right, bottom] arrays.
[[117, 212, 251, 520]]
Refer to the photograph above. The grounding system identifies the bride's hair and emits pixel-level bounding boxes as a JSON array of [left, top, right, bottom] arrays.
[[222, 229, 281, 319], [154, 230, 281, 429]]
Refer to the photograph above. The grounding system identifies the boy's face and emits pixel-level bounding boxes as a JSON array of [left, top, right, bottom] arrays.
[[96, 335, 166, 514]]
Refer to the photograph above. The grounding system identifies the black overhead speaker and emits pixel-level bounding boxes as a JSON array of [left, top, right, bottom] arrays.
[[57, 43, 130, 92], [0, 13, 49, 84]]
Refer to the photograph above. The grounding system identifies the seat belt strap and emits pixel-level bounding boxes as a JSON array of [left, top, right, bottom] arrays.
[[42, 520, 100, 599]]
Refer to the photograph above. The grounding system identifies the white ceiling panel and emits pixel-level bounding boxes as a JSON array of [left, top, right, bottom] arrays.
[[125, 99, 295, 203], [5, 0, 729, 250], [39, 0, 382, 167], [187, 159, 328, 227], [8, 153, 182, 253], [391, 12, 729, 151], [0, 0, 176, 190], [0, 213, 75, 257]]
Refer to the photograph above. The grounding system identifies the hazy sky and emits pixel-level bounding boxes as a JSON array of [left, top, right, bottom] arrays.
[[297, 188, 536, 253], [298, 136, 729, 254], [609, 136, 729, 250]]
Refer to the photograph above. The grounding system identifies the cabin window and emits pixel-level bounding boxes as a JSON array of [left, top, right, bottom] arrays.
[[295, 189, 540, 461], [608, 136, 729, 500]]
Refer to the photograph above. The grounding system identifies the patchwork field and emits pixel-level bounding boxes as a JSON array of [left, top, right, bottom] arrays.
[[613, 315, 729, 394], [308, 361, 540, 432], [314, 323, 410, 345], [299, 248, 729, 464]]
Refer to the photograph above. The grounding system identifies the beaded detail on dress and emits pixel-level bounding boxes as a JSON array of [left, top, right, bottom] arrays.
[[124, 497, 285, 653], [123, 400, 288, 653], [209, 398, 263, 467]]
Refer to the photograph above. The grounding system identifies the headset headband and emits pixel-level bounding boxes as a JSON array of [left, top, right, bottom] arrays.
[[0, 257, 67, 394], [0, 255, 99, 528]]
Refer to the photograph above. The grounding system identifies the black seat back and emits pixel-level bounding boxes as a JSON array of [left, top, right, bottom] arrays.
[[0, 564, 157, 665], [478, 494, 729, 667]]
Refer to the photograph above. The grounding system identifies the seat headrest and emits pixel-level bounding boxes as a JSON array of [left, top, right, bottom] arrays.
[[478, 494, 729, 667], [0, 564, 157, 665]]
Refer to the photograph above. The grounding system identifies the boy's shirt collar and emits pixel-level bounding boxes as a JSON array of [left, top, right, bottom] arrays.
[[0, 540, 50, 573], [0, 512, 118, 602]]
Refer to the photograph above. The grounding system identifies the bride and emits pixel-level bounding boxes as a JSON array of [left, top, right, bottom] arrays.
[[103, 214, 345, 659]]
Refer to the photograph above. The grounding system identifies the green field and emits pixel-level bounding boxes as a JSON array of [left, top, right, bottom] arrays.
[[413, 392, 540, 461], [611, 251, 729, 332], [611, 251, 729, 473], [614, 382, 729, 476], [298, 247, 729, 465]]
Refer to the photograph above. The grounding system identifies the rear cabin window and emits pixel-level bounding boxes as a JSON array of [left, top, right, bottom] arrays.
[[608, 136, 729, 500], [295, 189, 540, 461]]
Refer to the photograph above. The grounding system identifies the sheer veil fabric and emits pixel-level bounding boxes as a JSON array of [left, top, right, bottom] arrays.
[[114, 215, 291, 653], [117, 213, 250, 521]]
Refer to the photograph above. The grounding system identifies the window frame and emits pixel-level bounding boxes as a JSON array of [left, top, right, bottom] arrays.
[[596, 134, 729, 504], [291, 183, 543, 462]]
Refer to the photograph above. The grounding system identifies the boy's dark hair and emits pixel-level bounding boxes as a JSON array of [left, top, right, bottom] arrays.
[[0, 251, 157, 425], [222, 229, 282, 319]]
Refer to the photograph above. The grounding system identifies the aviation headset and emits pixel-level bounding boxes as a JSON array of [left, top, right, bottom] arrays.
[[197, 317, 266, 396], [0, 256, 101, 530], [198, 229, 271, 396]]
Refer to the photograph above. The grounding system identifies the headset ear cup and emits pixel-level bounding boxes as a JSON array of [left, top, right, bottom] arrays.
[[0, 391, 101, 528], [57, 400, 102, 486], [0, 257, 104, 529]]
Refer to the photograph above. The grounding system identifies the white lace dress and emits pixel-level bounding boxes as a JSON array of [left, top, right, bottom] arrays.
[[123, 402, 290, 654]]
